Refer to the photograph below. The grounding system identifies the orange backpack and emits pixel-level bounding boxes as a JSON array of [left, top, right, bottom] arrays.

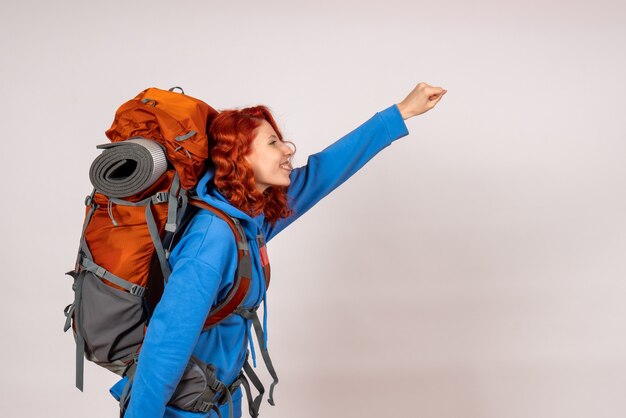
[[63, 87, 257, 395]]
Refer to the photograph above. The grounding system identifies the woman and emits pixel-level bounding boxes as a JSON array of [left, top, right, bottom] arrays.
[[111, 82, 447, 418]]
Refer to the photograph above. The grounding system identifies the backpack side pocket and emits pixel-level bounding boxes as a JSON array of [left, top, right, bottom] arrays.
[[75, 269, 147, 375]]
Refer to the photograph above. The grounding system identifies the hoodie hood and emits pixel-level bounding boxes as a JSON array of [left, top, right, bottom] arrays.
[[195, 166, 266, 239]]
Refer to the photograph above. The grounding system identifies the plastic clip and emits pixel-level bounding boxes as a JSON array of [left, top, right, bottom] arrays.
[[153, 192, 169, 204], [129, 284, 146, 297], [198, 402, 212, 413]]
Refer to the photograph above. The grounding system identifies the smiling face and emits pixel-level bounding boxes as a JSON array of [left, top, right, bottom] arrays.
[[245, 119, 294, 193]]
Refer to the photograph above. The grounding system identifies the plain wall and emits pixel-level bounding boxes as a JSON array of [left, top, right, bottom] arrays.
[[1, 0, 625, 417]]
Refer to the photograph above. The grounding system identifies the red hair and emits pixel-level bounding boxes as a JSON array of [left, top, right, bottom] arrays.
[[207, 105, 294, 225]]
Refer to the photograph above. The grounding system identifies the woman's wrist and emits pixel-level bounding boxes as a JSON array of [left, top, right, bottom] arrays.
[[396, 102, 410, 120]]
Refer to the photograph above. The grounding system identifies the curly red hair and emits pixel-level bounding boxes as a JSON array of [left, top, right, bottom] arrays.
[[207, 105, 294, 225]]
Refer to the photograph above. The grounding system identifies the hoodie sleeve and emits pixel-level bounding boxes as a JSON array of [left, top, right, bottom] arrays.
[[263, 103, 409, 241], [123, 213, 238, 418]]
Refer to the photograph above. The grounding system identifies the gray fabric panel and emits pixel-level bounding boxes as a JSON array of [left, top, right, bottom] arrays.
[[169, 356, 236, 418], [170, 358, 211, 410], [77, 271, 146, 367]]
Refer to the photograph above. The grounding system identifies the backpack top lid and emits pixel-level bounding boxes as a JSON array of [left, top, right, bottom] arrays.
[[104, 87, 219, 192]]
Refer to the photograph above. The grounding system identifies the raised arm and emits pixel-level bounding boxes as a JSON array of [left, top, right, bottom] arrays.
[[263, 82, 447, 241]]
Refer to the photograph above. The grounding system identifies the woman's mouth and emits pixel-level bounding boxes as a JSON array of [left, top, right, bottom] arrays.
[[280, 161, 293, 172]]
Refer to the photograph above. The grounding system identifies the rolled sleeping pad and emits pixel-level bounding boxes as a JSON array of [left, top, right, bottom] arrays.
[[89, 137, 168, 198]]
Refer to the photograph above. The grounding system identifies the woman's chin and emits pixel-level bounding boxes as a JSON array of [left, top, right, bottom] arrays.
[[278, 176, 291, 187]]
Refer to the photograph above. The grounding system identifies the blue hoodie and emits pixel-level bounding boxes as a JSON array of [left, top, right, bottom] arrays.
[[110, 103, 409, 418]]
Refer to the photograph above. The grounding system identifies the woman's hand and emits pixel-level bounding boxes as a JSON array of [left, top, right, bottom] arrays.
[[396, 82, 447, 120]]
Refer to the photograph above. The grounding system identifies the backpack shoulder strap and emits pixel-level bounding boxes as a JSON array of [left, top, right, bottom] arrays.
[[187, 199, 253, 329]]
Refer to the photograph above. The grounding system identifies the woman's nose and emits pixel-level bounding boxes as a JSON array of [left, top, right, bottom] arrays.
[[280, 141, 294, 156]]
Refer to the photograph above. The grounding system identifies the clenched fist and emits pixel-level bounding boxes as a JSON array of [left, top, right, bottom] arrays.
[[396, 82, 447, 120]]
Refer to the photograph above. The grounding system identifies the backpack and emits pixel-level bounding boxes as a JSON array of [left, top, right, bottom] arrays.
[[63, 87, 275, 417]]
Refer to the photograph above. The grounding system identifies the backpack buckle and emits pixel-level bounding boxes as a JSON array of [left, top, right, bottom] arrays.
[[152, 192, 169, 204], [129, 284, 146, 297], [197, 401, 212, 413]]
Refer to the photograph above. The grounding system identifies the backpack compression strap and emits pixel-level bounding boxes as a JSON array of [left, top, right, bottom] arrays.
[[187, 199, 254, 330]]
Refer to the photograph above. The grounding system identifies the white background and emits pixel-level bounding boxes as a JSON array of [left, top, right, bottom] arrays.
[[1, 1, 625, 417]]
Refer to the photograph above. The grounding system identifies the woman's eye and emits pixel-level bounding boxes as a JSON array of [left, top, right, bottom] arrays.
[[269, 140, 277, 145]]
